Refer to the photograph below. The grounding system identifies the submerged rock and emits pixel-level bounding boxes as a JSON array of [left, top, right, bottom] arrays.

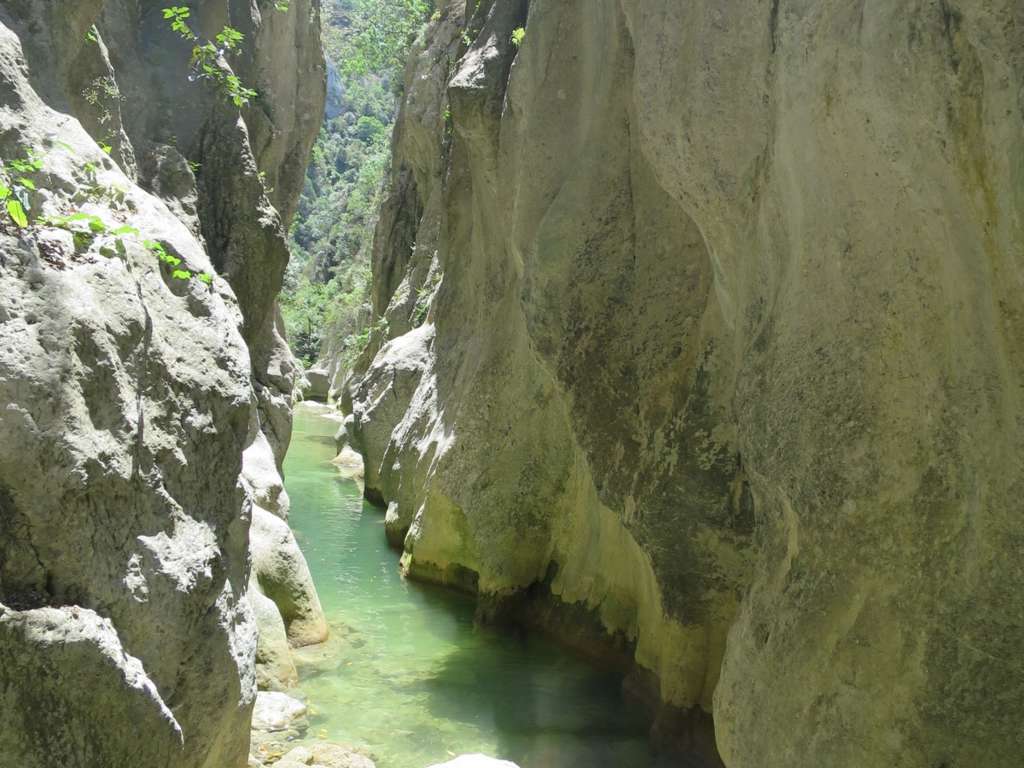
[[332, 445, 366, 486], [276, 743, 376, 768]]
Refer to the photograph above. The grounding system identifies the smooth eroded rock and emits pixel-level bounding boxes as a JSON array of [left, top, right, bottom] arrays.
[[251, 506, 329, 647], [251, 692, 308, 733]]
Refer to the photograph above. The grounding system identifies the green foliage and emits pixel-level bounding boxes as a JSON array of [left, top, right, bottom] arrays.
[[161, 4, 286, 108], [322, 0, 429, 81], [510, 27, 525, 47], [281, 0, 428, 368], [162, 6, 194, 38], [0, 150, 42, 228], [412, 270, 440, 326]]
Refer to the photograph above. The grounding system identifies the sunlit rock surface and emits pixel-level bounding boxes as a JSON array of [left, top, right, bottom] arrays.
[[0, 2, 325, 766], [346, 1, 1024, 766]]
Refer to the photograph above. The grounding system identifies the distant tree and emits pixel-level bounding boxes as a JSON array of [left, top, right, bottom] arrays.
[[322, 0, 429, 81]]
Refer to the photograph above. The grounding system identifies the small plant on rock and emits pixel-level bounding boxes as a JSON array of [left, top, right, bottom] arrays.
[[0, 150, 44, 228]]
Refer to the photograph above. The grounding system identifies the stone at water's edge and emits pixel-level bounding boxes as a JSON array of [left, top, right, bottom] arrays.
[[251, 506, 329, 648], [251, 692, 308, 733], [276, 743, 377, 768], [0, 2, 325, 767], [302, 365, 333, 402], [345, 1, 1024, 766]]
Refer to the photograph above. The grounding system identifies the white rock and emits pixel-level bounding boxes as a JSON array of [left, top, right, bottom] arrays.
[[251, 691, 307, 732], [425, 756, 520, 768]]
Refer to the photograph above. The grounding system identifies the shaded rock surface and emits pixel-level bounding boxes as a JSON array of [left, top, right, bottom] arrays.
[[0, 2, 325, 767], [345, 1, 1024, 766]]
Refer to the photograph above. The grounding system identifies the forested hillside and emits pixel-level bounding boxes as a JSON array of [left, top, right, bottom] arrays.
[[282, 0, 427, 366]]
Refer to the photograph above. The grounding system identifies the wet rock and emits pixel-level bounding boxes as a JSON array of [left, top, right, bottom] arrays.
[[276, 743, 376, 768], [332, 445, 365, 487]]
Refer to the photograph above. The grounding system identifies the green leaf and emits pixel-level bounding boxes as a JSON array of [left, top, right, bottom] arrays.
[[16, 177, 35, 190], [111, 225, 139, 237], [0, 184, 9, 200], [6, 198, 28, 227], [198, 272, 213, 284], [171, 269, 192, 281]]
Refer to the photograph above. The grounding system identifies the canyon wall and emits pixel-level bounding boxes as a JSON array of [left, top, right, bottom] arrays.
[[0, 1, 325, 766], [345, 0, 1024, 765]]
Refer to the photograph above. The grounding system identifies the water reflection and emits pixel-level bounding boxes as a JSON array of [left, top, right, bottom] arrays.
[[284, 405, 662, 767]]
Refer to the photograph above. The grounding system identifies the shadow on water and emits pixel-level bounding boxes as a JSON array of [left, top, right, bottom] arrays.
[[285, 405, 718, 768], [412, 622, 717, 768]]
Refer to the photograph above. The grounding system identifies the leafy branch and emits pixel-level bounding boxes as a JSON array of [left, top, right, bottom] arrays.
[[162, 6, 257, 107]]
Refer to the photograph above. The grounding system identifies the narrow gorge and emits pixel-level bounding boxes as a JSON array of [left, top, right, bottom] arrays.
[[1, 1, 1022, 768]]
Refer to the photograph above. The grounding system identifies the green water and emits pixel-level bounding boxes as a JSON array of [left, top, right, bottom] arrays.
[[283, 404, 665, 768]]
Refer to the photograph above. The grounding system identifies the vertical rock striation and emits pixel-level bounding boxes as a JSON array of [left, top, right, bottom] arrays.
[[346, 1, 1024, 765], [0, 2, 325, 766]]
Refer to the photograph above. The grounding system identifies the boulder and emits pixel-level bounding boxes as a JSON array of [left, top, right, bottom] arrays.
[[250, 506, 329, 647], [242, 424, 292, 520], [303, 365, 332, 402], [251, 692, 308, 733], [249, 580, 299, 691], [332, 445, 365, 486]]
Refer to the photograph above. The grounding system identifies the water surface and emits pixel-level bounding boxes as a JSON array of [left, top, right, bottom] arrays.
[[284, 404, 661, 768]]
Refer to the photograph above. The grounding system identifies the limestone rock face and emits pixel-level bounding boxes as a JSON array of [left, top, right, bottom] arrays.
[[347, 1, 1024, 766], [0, 606, 185, 766], [0, 2, 324, 767]]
